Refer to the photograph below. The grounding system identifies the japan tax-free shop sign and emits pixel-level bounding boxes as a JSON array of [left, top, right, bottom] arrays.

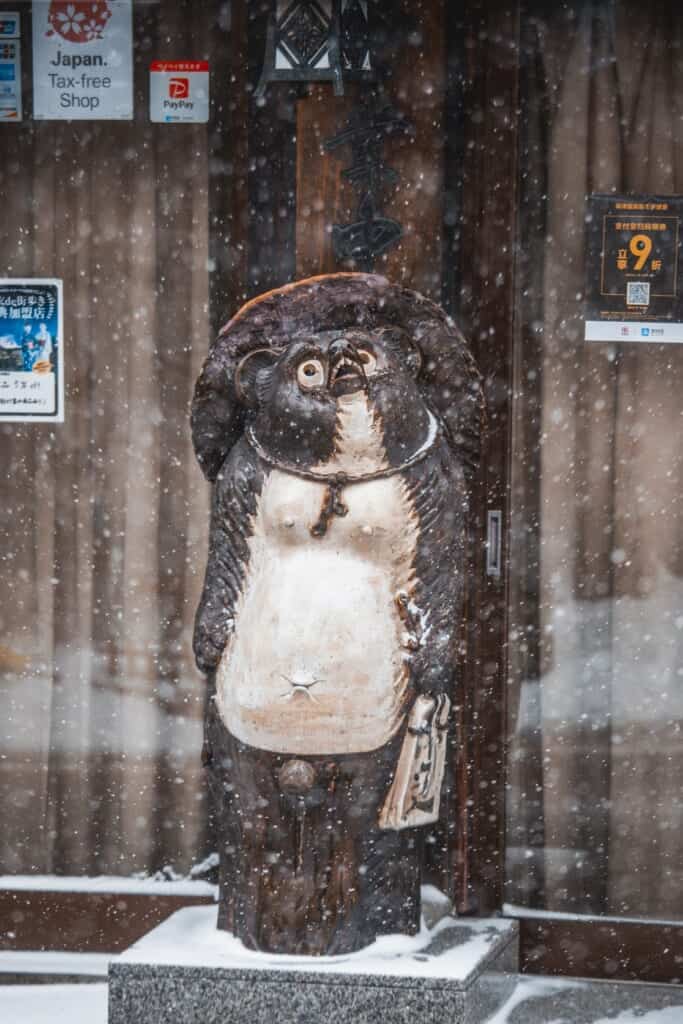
[[585, 194, 683, 343], [32, 1, 132, 119], [0, 280, 64, 423]]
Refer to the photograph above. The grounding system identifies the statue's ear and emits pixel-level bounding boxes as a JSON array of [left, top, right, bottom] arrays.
[[235, 347, 283, 408], [375, 326, 422, 377]]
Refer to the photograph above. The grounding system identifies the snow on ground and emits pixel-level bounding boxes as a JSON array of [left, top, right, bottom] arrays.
[[0, 984, 108, 1024], [486, 978, 588, 1023], [592, 1012, 683, 1024], [486, 977, 683, 1024]]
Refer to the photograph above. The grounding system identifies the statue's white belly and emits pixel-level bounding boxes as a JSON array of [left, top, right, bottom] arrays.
[[215, 468, 419, 755]]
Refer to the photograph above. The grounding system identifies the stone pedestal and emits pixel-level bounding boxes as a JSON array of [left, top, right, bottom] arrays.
[[108, 904, 518, 1024]]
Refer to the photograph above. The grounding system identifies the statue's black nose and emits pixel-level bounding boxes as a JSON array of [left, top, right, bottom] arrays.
[[329, 337, 361, 364]]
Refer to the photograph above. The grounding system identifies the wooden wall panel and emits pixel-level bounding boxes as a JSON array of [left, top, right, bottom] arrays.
[[0, 0, 217, 878], [519, 916, 683, 985], [0, 890, 213, 954]]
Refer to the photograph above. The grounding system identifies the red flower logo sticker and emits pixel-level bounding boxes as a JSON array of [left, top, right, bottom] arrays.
[[46, 2, 112, 43]]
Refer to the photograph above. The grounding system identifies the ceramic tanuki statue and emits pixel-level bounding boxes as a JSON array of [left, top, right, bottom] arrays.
[[191, 273, 484, 955]]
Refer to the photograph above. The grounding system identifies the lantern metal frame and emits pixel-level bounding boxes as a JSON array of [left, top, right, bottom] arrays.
[[255, 0, 375, 98]]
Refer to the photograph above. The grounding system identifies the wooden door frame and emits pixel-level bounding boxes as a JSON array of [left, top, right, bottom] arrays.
[[450, 0, 520, 918]]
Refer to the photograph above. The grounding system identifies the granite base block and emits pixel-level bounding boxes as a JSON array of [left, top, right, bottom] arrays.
[[108, 906, 518, 1024]]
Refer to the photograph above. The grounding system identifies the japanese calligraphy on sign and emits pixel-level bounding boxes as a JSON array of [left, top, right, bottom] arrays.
[[585, 194, 683, 343], [0, 279, 64, 422]]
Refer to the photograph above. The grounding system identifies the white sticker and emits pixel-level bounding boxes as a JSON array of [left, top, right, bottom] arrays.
[[585, 321, 683, 344], [32, 1, 132, 120], [0, 11, 21, 38], [0, 280, 64, 423], [150, 61, 209, 124]]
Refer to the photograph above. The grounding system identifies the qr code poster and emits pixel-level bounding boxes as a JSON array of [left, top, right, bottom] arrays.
[[0, 279, 64, 422], [585, 194, 683, 343]]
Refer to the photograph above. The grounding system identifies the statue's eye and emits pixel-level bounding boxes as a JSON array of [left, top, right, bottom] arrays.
[[297, 358, 325, 390], [357, 349, 377, 375]]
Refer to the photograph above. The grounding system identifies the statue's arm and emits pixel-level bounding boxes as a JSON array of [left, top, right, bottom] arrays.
[[380, 444, 467, 830], [193, 442, 264, 674], [402, 443, 467, 695]]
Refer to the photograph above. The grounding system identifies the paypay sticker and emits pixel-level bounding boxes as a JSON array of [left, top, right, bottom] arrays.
[[150, 61, 209, 124]]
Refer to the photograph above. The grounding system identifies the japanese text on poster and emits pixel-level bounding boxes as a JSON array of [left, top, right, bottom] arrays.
[[0, 280, 64, 422], [0, 11, 22, 122], [32, 1, 132, 120], [585, 194, 683, 343]]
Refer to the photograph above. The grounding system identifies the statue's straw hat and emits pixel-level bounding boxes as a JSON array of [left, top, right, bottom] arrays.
[[192, 272, 484, 483]]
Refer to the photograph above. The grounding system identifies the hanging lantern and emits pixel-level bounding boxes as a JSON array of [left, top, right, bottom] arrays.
[[255, 0, 374, 98]]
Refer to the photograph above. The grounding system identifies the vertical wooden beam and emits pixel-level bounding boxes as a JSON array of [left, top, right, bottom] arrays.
[[209, 0, 250, 332], [381, 0, 445, 299], [295, 84, 356, 280], [504, 13, 548, 910], [246, 4, 298, 297], [293, 1, 445, 298], [151, 0, 213, 874], [455, 1, 521, 915]]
